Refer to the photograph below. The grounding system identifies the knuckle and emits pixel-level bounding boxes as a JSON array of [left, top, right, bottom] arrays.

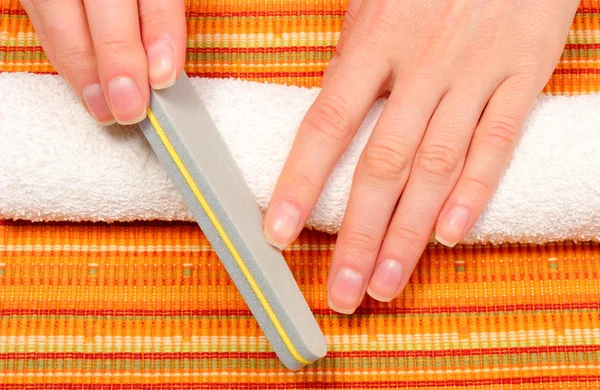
[[343, 0, 360, 26], [415, 142, 462, 178], [59, 44, 93, 73], [462, 174, 495, 197], [304, 99, 354, 144], [30, 0, 54, 7], [511, 61, 541, 79], [372, 16, 397, 38], [139, 4, 172, 29], [93, 34, 135, 57], [367, 1, 400, 36], [482, 116, 521, 153], [284, 169, 318, 196], [390, 222, 424, 245], [361, 140, 409, 181], [343, 230, 380, 258]]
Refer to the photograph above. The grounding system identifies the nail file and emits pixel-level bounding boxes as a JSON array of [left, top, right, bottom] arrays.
[[137, 72, 327, 370]]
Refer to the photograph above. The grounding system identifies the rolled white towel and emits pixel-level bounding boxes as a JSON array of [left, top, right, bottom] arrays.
[[0, 72, 598, 244]]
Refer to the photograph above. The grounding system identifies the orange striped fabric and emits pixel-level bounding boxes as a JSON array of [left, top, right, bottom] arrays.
[[0, 221, 599, 388], [0, 0, 598, 92], [1, 0, 600, 388]]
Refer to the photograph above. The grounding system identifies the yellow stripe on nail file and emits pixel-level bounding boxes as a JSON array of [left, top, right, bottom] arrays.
[[138, 72, 327, 370], [145, 109, 308, 364]]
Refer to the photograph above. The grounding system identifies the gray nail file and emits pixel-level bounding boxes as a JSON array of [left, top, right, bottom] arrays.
[[137, 72, 327, 370]]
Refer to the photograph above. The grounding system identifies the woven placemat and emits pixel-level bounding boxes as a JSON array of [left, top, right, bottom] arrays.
[[1, 0, 598, 92], [0, 221, 599, 388], [1, 0, 599, 388]]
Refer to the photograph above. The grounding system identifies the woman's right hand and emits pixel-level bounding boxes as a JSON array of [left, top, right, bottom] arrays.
[[20, 0, 187, 125]]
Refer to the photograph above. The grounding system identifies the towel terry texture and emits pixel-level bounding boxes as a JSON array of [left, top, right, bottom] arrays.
[[0, 72, 598, 245]]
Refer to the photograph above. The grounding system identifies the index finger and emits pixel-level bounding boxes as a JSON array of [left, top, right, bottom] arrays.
[[263, 46, 389, 249]]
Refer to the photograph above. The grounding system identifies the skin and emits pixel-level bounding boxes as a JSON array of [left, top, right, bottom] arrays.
[[22, 0, 580, 314], [262, 0, 579, 313], [20, 0, 187, 125]]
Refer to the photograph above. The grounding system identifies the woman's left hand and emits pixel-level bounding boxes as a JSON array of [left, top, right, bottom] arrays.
[[263, 0, 579, 314]]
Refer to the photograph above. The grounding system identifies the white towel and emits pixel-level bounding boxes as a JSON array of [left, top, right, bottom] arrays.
[[0, 72, 598, 244]]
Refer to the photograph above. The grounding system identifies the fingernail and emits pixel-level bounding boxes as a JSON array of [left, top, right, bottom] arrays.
[[436, 204, 470, 248], [81, 83, 115, 126], [147, 39, 176, 89], [107, 76, 146, 125], [367, 259, 404, 302], [263, 201, 302, 249], [328, 267, 364, 314]]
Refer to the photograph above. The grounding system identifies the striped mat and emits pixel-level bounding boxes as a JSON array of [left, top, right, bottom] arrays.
[[1, 0, 599, 388]]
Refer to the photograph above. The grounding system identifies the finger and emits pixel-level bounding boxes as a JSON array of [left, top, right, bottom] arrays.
[[320, 54, 338, 87], [370, 83, 496, 301], [139, 0, 186, 89], [321, 0, 361, 87], [336, 0, 362, 54], [263, 46, 390, 249], [435, 76, 537, 247], [327, 79, 444, 314], [83, 0, 149, 125], [28, 0, 115, 125]]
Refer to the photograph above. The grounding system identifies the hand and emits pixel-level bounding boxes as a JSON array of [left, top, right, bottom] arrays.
[[20, 0, 186, 125], [263, 0, 579, 314]]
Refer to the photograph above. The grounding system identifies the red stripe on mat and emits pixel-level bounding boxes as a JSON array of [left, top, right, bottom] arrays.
[[2, 377, 599, 388], [1, 345, 599, 360], [0, 302, 597, 317]]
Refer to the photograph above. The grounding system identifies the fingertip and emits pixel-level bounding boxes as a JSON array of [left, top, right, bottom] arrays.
[[262, 200, 303, 249], [327, 266, 365, 314], [263, 230, 288, 251], [327, 298, 356, 315], [434, 233, 458, 248], [138, 0, 187, 89], [366, 287, 393, 303], [435, 204, 470, 248], [106, 76, 147, 125], [82, 83, 116, 125], [147, 38, 177, 89], [98, 119, 118, 127], [366, 258, 404, 302]]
